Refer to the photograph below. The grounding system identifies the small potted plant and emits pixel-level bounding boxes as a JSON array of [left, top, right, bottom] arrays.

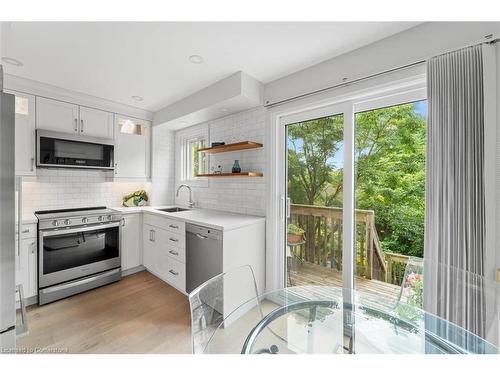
[[122, 190, 149, 207], [287, 223, 305, 244]]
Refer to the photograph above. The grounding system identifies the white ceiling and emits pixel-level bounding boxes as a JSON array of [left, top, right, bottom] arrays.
[[1, 22, 420, 112]]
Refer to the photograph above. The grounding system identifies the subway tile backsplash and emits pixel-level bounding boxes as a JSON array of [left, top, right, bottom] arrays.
[[21, 107, 266, 218], [174, 107, 267, 216], [21, 169, 148, 216]]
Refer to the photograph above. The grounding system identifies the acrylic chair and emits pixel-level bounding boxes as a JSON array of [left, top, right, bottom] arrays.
[[188, 264, 263, 354], [397, 256, 425, 307]]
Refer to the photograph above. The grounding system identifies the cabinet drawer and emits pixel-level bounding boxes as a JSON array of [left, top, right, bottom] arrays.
[[164, 231, 185, 250], [164, 256, 186, 292], [165, 243, 186, 263], [156, 252, 185, 292], [143, 213, 185, 235], [20, 224, 37, 239]]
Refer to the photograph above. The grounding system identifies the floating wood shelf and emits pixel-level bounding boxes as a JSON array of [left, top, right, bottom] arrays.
[[198, 141, 263, 154], [196, 172, 263, 177]]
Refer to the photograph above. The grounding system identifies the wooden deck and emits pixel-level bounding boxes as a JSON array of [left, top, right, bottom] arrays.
[[288, 260, 401, 302]]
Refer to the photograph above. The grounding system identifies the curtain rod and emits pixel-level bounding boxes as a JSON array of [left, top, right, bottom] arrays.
[[265, 36, 498, 108]]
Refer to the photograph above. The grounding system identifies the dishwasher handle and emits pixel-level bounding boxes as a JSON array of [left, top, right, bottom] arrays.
[[195, 233, 208, 239]]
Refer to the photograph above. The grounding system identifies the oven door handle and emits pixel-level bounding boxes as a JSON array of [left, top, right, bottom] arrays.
[[41, 221, 121, 237]]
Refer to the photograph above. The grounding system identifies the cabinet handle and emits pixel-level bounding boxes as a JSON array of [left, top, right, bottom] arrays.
[[31, 241, 35, 254], [121, 218, 126, 227], [151, 230, 156, 242], [31, 157, 35, 172], [169, 269, 179, 276], [74, 118, 78, 132], [22, 228, 30, 234], [114, 163, 118, 175], [169, 250, 179, 256], [169, 224, 179, 229], [169, 237, 178, 242], [80, 119, 84, 133]]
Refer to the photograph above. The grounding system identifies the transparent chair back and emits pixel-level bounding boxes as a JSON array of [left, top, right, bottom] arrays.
[[188, 265, 261, 353], [397, 256, 424, 307]]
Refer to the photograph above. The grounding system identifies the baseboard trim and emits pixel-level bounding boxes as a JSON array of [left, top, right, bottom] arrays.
[[122, 265, 146, 277]]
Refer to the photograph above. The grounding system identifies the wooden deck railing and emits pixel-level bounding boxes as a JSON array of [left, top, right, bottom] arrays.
[[289, 204, 387, 282]]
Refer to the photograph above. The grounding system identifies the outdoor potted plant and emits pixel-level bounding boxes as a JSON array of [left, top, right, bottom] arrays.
[[287, 223, 305, 244]]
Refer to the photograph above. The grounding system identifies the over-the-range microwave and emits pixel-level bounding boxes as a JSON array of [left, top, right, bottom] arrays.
[[36, 129, 115, 170]]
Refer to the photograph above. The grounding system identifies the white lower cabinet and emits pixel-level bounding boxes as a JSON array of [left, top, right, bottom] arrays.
[[15, 228, 38, 302], [143, 224, 157, 273], [161, 254, 186, 292], [143, 214, 186, 293], [120, 213, 143, 271]]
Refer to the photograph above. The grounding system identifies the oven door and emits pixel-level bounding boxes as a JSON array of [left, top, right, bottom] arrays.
[[39, 222, 121, 288]]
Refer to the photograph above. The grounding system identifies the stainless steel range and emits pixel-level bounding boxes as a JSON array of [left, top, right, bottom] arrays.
[[35, 206, 122, 305]]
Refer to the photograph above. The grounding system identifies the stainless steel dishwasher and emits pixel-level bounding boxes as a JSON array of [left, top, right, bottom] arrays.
[[186, 223, 223, 294]]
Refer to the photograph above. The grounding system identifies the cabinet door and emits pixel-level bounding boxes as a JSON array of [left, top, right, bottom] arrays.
[[114, 115, 151, 178], [121, 214, 142, 271], [36, 97, 79, 134], [143, 224, 157, 272], [79, 106, 114, 139], [5, 90, 36, 175], [18, 238, 37, 299], [27, 240, 38, 298]]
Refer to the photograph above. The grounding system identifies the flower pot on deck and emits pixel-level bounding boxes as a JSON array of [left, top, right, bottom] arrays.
[[287, 234, 303, 244]]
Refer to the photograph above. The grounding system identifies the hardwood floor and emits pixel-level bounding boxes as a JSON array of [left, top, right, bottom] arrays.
[[17, 271, 192, 354]]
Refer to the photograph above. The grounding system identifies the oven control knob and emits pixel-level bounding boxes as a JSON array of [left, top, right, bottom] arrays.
[[98, 215, 104, 222], [82, 217, 88, 224], [52, 220, 60, 227], [107, 215, 113, 221], [64, 219, 72, 226]]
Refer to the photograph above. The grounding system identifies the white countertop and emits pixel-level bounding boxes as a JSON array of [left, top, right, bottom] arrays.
[[21, 214, 38, 224], [113, 205, 265, 231]]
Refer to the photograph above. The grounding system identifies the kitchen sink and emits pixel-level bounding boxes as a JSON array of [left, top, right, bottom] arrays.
[[157, 207, 190, 213]]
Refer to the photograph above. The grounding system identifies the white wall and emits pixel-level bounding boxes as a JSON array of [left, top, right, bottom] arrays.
[[173, 107, 267, 216], [265, 22, 500, 106], [150, 123, 176, 206], [21, 170, 148, 217]]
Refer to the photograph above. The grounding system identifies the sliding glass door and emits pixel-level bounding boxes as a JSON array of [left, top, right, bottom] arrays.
[[285, 112, 345, 287], [281, 90, 427, 298], [353, 99, 427, 307]]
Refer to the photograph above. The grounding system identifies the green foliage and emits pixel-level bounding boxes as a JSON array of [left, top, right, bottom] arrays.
[[287, 102, 426, 258], [355, 103, 426, 257], [287, 114, 344, 205], [287, 223, 305, 235]]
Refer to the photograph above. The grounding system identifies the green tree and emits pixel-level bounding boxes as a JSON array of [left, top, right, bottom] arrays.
[[287, 102, 426, 258], [355, 103, 426, 257], [287, 114, 344, 205]]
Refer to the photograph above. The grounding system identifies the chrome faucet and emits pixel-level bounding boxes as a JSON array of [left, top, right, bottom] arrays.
[[176, 184, 195, 208]]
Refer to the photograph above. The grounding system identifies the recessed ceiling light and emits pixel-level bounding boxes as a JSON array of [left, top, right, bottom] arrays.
[[1, 57, 23, 67], [131, 95, 143, 102], [189, 55, 204, 64]]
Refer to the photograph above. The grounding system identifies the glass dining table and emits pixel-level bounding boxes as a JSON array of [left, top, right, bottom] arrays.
[[202, 285, 498, 354]]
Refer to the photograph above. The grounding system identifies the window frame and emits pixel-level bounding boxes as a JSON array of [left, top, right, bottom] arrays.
[[178, 125, 209, 187]]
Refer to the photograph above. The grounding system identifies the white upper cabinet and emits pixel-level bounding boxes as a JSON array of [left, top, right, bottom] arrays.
[[36, 97, 79, 134], [5, 90, 36, 176], [79, 106, 114, 139], [36, 97, 114, 139], [114, 115, 151, 179]]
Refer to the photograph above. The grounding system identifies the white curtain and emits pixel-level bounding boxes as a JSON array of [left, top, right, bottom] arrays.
[[424, 44, 486, 344]]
